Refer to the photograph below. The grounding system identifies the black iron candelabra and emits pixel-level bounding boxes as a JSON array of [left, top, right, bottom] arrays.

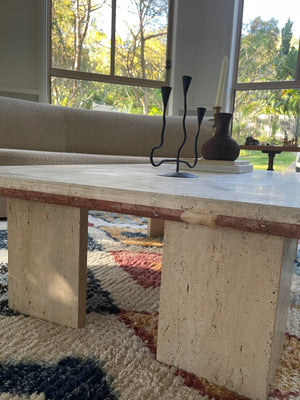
[[150, 76, 206, 178]]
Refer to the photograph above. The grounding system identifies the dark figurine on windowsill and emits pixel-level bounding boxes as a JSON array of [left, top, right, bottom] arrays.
[[245, 136, 260, 146]]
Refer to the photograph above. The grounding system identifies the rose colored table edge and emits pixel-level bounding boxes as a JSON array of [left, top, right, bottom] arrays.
[[1, 187, 300, 239]]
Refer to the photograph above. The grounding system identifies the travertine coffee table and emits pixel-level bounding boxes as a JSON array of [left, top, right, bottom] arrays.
[[0, 164, 299, 400]]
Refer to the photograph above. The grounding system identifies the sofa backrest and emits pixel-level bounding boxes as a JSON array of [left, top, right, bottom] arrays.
[[0, 96, 67, 152], [0, 96, 214, 158]]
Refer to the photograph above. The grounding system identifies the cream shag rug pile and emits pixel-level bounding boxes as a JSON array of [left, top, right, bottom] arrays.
[[0, 211, 299, 400]]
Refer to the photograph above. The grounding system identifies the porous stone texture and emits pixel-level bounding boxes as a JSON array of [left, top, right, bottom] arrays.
[[7, 198, 88, 328], [157, 221, 297, 400]]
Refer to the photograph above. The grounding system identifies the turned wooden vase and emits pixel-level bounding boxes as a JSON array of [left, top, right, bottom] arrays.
[[201, 112, 240, 161]]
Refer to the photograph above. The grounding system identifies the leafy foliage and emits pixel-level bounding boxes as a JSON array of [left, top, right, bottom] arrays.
[[234, 16, 300, 144], [51, 0, 169, 113], [238, 17, 280, 83]]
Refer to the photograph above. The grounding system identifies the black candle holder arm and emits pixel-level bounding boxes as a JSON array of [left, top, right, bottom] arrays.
[[189, 106, 206, 168], [172, 106, 206, 169], [150, 76, 206, 177], [175, 76, 192, 172], [150, 86, 171, 167]]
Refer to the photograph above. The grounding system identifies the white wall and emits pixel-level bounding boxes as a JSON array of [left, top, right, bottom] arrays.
[[170, 0, 236, 116], [0, 0, 41, 100], [0, 0, 236, 110]]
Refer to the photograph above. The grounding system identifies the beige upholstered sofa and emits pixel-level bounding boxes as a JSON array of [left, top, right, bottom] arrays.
[[0, 96, 214, 218]]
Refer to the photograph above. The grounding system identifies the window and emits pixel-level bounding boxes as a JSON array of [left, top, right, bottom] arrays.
[[232, 0, 300, 145], [49, 0, 173, 114]]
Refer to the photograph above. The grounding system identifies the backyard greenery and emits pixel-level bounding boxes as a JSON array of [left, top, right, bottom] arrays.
[[51, 0, 169, 114], [51, 0, 300, 163], [233, 16, 300, 144], [238, 150, 296, 171]]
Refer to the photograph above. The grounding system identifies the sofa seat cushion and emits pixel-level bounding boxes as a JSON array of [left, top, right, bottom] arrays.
[[0, 149, 150, 165]]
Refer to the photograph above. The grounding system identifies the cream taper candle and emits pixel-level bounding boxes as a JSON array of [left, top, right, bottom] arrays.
[[215, 56, 228, 107]]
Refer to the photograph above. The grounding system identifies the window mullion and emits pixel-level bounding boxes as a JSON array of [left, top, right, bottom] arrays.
[[229, 0, 244, 113], [295, 37, 300, 82], [233, 80, 300, 91], [49, 67, 165, 88], [110, 0, 116, 77], [232, 0, 244, 87], [48, 0, 52, 103], [164, 0, 174, 85]]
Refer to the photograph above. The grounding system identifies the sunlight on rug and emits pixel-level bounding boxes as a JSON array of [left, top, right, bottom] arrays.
[[0, 211, 299, 400]]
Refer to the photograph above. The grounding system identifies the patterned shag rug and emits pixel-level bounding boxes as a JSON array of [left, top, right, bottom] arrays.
[[0, 211, 299, 400]]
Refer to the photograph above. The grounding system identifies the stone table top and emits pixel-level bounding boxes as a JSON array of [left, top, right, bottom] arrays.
[[0, 164, 299, 227]]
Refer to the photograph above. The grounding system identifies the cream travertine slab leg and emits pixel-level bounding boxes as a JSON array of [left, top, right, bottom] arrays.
[[157, 220, 297, 400], [147, 218, 164, 237], [7, 198, 88, 328]]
